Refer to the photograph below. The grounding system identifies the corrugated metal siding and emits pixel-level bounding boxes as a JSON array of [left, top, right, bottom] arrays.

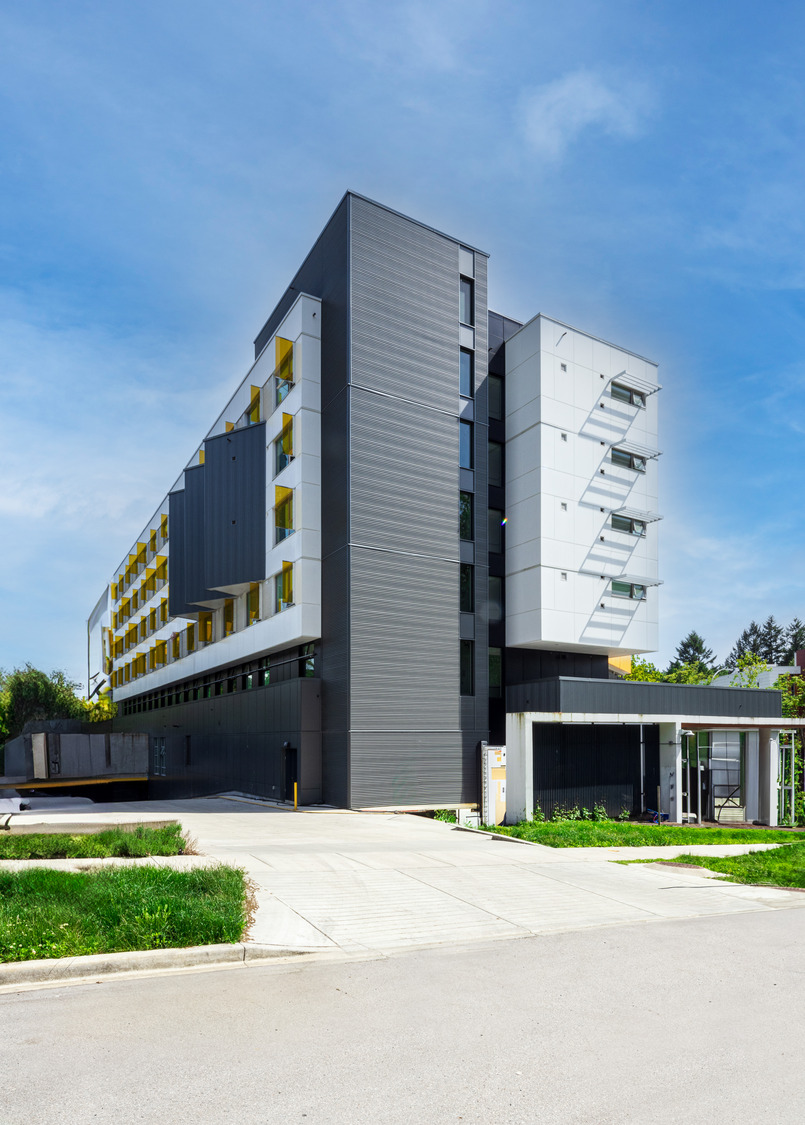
[[350, 387, 458, 558], [350, 195, 459, 415], [507, 677, 783, 718], [204, 422, 266, 589], [183, 466, 216, 606], [350, 731, 471, 807], [349, 546, 460, 730], [167, 489, 187, 617]]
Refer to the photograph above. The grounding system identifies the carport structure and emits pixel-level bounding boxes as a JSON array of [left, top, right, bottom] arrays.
[[505, 678, 805, 826]]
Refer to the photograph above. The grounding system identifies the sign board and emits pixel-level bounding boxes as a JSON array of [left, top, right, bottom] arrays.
[[481, 743, 506, 825]]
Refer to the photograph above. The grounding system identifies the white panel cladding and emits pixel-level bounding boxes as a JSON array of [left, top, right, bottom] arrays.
[[505, 315, 660, 656]]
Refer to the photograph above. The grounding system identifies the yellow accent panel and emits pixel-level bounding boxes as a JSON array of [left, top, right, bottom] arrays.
[[225, 421, 234, 432], [160, 514, 168, 539], [276, 336, 293, 366], [274, 485, 293, 505], [608, 655, 632, 676], [199, 449, 205, 465]]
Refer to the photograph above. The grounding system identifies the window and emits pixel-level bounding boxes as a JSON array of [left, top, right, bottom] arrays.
[[488, 508, 504, 554], [275, 564, 293, 612], [488, 441, 504, 488], [199, 612, 213, 645], [488, 575, 503, 624], [300, 642, 315, 677], [488, 375, 503, 421], [459, 492, 473, 540], [611, 580, 647, 601], [247, 582, 260, 625], [460, 349, 474, 398], [611, 448, 646, 472], [247, 386, 261, 425], [274, 414, 294, 475], [611, 383, 646, 408], [274, 488, 294, 543], [460, 564, 474, 612], [459, 277, 474, 326], [489, 647, 502, 699], [274, 337, 294, 407], [224, 599, 234, 636], [152, 736, 166, 777], [460, 640, 474, 695], [172, 634, 181, 661], [459, 421, 473, 469], [611, 514, 646, 536]]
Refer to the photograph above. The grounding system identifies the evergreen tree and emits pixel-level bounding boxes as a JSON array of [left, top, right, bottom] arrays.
[[668, 630, 715, 672], [759, 615, 785, 665], [782, 618, 805, 666], [725, 621, 763, 670]]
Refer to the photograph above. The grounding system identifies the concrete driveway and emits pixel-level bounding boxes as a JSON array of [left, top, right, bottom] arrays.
[[13, 797, 805, 955]]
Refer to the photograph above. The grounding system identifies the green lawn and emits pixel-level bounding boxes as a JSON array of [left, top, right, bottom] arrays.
[[481, 820, 802, 848], [0, 865, 248, 962], [656, 841, 805, 888], [0, 822, 186, 860]]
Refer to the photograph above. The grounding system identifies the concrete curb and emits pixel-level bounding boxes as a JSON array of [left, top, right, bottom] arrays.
[[0, 942, 303, 987]]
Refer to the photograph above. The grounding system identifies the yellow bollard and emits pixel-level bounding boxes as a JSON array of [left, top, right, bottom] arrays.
[[294, 781, 298, 811]]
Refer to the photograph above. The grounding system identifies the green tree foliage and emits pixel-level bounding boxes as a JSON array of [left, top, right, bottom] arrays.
[[623, 655, 664, 681], [782, 618, 805, 666], [668, 630, 716, 672], [730, 651, 769, 689], [0, 665, 115, 743], [726, 621, 764, 669], [626, 654, 716, 685]]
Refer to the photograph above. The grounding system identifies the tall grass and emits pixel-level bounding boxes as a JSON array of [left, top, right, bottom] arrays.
[[482, 820, 801, 848], [0, 823, 186, 860]]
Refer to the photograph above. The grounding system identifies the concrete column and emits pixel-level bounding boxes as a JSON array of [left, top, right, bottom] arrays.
[[505, 712, 532, 824], [658, 721, 682, 822], [758, 728, 780, 826], [744, 730, 759, 823]]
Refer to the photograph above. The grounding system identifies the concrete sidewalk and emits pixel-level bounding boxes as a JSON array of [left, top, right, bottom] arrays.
[[9, 797, 804, 956]]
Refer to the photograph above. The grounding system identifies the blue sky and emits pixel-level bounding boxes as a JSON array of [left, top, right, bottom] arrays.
[[2, 0, 805, 686]]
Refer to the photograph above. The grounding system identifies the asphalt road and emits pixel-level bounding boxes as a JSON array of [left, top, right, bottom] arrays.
[[4, 908, 804, 1125]]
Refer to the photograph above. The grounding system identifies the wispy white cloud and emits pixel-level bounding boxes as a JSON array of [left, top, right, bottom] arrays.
[[519, 69, 654, 161]]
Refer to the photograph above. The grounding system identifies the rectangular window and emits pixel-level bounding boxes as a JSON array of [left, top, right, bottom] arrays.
[[488, 509, 504, 554], [459, 491, 473, 540], [247, 582, 260, 625], [149, 608, 156, 633], [199, 612, 213, 644], [611, 383, 646, 408], [489, 647, 502, 699], [459, 348, 474, 398], [274, 414, 294, 475], [152, 736, 166, 777], [488, 375, 503, 421], [274, 337, 294, 407], [459, 277, 474, 326], [611, 448, 647, 472], [172, 634, 181, 661], [488, 441, 504, 488], [223, 599, 234, 636], [274, 487, 294, 543], [275, 563, 293, 612], [459, 421, 473, 469], [460, 639, 474, 696], [611, 514, 647, 536], [460, 564, 474, 613], [300, 642, 315, 678], [611, 580, 647, 601], [488, 575, 503, 624]]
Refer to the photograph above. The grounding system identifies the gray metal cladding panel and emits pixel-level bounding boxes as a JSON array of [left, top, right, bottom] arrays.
[[321, 544, 350, 735], [349, 731, 475, 807], [183, 465, 214, 606], [168, 489, 188, 616], [506, 677, 783, 719], [350, 388, 459, 559], [204, 422, 267, 589], [350, 195, 460, 415], [322, 732, 349, 807], [321, 387, 349, 559], [349, 546, 460, 731]]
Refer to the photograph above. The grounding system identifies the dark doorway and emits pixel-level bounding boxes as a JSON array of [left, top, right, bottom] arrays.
[[532, 723, 659, 818], [283, 745, 298, 803]]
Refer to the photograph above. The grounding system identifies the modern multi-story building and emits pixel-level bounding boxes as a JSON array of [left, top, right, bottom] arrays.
[[87, 192, 797, 822]]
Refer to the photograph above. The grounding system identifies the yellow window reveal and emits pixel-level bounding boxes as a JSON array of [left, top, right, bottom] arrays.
[[224, 599, 234, 636], [199, 612, 213, 645], [247, 385, 261, 425], [247, 582, 260, 625], [275, 561, 293, 612], [274, 485, 294, 543], [275, 337, 293, 406], [186, 623, 195, 653]]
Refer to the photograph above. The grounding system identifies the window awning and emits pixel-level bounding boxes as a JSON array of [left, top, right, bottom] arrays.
[[612, 439, 662, 459], [612, 506, 662, 523], [609, 370, 662, 395], [615, 573, 663, 587]]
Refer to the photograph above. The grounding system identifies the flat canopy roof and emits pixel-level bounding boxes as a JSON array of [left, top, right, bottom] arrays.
[[511, 711, 805, 729]]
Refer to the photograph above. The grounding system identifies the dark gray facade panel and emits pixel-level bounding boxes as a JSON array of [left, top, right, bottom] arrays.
[[506, 677, 783, 719], [167, 489, 188, 617], [349, 731, 477, 807], [183, 465, 216, 607], [113, 678, 318, 800], [321, 544, 350, 736], [350, 195, 461, 415], [349, 546, 460, 731], [204, 422, 267, 590], [350, 388, 459, 559], [322, 732, 349, 808]]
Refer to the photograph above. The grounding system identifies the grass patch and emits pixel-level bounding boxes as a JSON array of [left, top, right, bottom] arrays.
[[0, 822, 187, 860], [652, 842, 805, 888], [0, 865, 248, 962], [480, 820, 802, 848]]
